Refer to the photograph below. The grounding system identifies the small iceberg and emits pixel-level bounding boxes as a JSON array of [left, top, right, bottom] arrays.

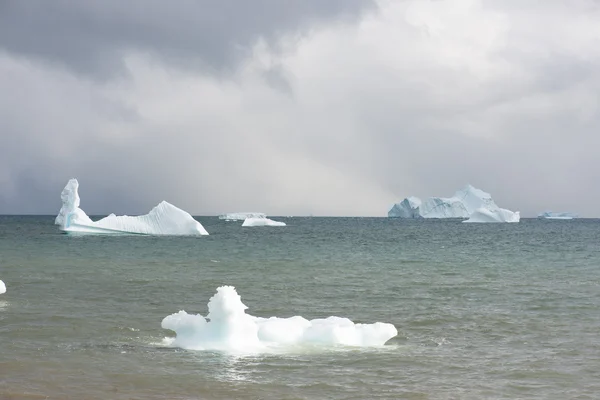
[[219, 212, 266, 221], [55, 179, 209, 235], [463, 207, 520, 223], [538, 211, 577, 220], [161, 286, 397, 353], [0, 280, 5, 295], [242, 217, 286, 227]]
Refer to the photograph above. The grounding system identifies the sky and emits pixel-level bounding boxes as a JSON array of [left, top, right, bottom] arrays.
[[1, 0, 599, 217]]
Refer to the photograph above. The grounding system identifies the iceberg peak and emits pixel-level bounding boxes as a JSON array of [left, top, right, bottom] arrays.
[[55, 179, 209, 235]]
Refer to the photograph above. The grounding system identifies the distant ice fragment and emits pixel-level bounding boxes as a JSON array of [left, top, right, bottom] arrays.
[[219, 212, 267, 221], [161, 286, 397, 352], [242, 217, 286, 227], [55, 179, 208, 235], [0, 280, 5, 294], [389, 184, 519, 222], [538, 211, 577, 220], [463, 207, 520, 223]]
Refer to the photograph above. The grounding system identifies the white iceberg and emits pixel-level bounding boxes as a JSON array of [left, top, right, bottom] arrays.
[[242, 217, 286, 227], [161, 286, 397, 353], [388, 184, 519, 222], [463, 207, 521, 223], [0, 280, 5, 295], [219, 212, 267, 221], [538, 211, 577, 220], [55, 179, 209, 235]]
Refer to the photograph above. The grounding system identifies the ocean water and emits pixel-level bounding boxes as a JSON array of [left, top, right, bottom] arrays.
[[1, 216, 599, 399]]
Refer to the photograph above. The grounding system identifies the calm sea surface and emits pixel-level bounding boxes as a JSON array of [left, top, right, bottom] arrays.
[[1, 216, 599, 399]]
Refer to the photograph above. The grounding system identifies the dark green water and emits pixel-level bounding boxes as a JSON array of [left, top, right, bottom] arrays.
[[1, 216, 599, 399]]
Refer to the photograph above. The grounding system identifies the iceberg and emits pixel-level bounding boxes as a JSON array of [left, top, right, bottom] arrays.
[[463, 207, 520, 223], [55, 179, 209, 235], [219, 212, 267, 221], [0, 280, 5, 295], [242, 217, 286, 227], [388, 184, 519, 222], [538, 211, 577, 220], [161, 286, 397, 353]]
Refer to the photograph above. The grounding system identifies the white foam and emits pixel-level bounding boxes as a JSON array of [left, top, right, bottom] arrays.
[[161, 286, 397, 353], [242, 217, 286, 227], [55, 179, 209, 235], [0, 280, 6, 295], [219, 212, 266, 221]]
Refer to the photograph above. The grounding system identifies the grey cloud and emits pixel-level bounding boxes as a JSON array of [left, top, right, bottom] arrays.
[[0, 0, 374, 78], [2, 0, 600, 217]]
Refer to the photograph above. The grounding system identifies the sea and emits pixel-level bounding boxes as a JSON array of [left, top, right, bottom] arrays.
[[1, 216, 599, 399]]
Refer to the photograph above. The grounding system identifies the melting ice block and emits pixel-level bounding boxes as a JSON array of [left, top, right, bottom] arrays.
[[242, 217, 286, 227], [55, 179, 209, 235], [161, 286, 398, 352], [389, 184, 519, 222], [538, 211, 577, 220], [219, 212, 267, 221], [0, 280, 5, 294], [463, 207, 520, 223]]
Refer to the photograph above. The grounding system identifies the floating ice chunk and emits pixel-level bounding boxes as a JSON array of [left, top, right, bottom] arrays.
[[219, 212, 267, 221], [538, 211, 577, 220], [389, 184, 518, 222], [242, 217, 286, 227], [463, 207, 520, 223], [55, 179, 208, 235], [161, 286, 397, 353], [0, 280, 5, 294]]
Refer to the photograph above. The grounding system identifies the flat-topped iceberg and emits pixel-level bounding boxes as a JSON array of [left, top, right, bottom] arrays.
[[538, 211, 577, 220], [242, 217, 286, 227], [161, 286, 397, 353], [55, 179, 209, 235], [219, 212, 267, 221], [389, 184, 519, 223], [0, 280, 5, 295]]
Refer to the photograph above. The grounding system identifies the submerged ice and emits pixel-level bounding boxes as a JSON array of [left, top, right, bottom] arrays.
[[55, 179, 209, 235], [161, 286, 397, 352], [388, 184, 520, 223]]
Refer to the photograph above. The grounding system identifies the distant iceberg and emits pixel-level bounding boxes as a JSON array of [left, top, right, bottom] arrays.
[[161, 286, 397, 353], [242, 217, 286, 227], [389, 184, 519, 223], [55, 179, 209, 235], [0, 280, 5, 295], [464, 207, 521, 223], [538, 211, 577, 220], [219, 212, 266, 221]]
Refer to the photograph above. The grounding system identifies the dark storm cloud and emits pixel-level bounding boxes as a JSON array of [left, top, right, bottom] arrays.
[[0, 0, 374, 77]]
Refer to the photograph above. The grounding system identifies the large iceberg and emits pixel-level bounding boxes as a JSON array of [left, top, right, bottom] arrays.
[[0, 280, 5, 295], [388, 184, 519, 222], [242, 217, 286, 227], [219, 212, 267, 221], [55, 179, 209, 235], [161, 286, 397, 353], [538, 211, 577, 220]]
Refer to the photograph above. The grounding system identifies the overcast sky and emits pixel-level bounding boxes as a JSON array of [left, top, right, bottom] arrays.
[[1, 0, 599, 217]]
